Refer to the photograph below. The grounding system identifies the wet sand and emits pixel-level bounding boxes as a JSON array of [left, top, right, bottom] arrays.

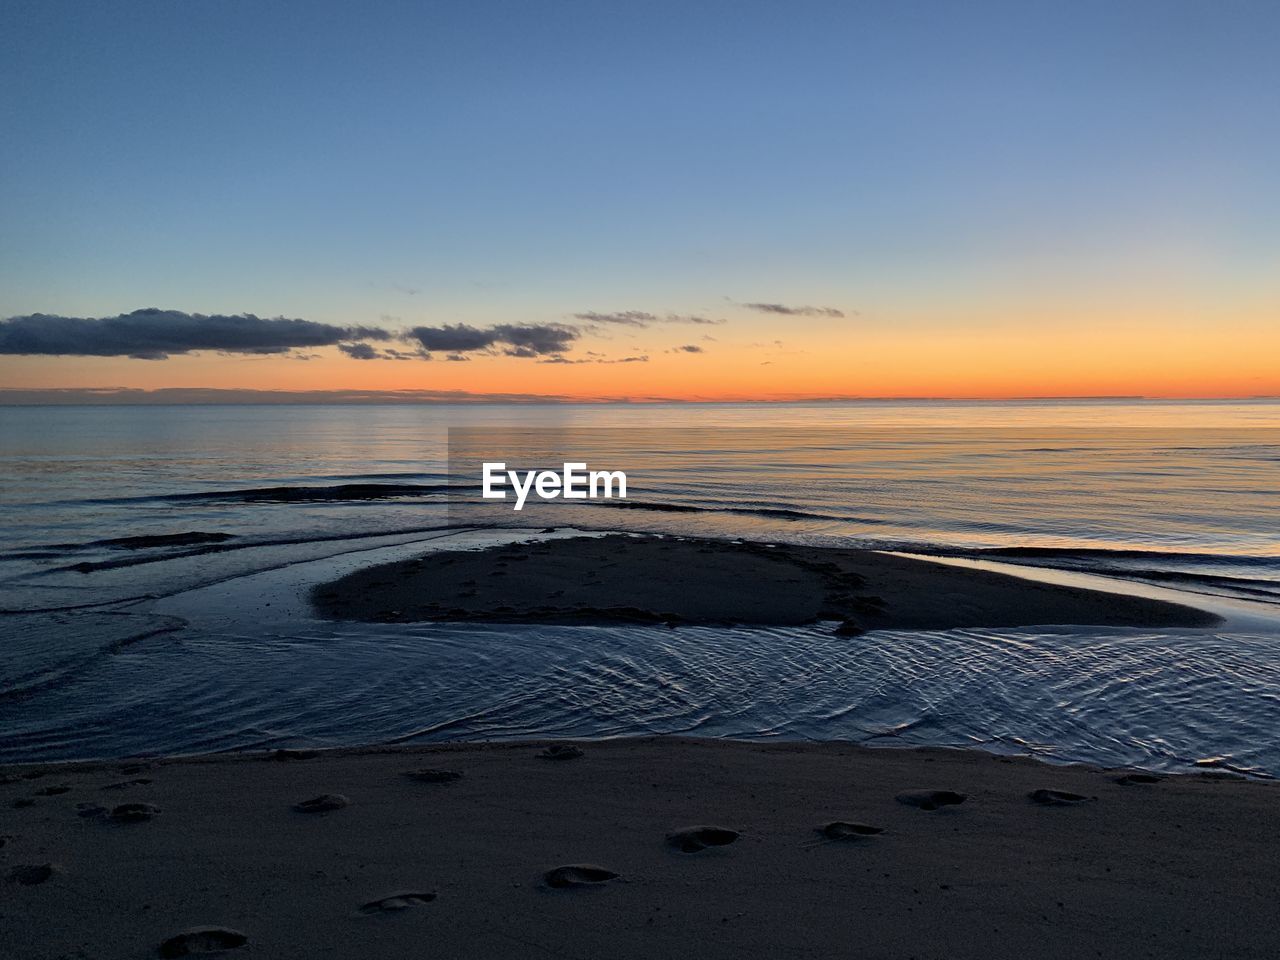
[[2, 738, 1277, 959], [312, 533, 1218, 630]]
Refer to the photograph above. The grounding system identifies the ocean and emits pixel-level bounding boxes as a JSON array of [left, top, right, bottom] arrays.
[[2, 400, 1278, 772]]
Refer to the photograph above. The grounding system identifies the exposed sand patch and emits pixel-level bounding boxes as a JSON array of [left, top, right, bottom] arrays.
[[311, 534, 1217, 630]]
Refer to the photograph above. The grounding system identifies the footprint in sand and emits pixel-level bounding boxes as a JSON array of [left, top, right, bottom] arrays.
[[1028, 789, 1094, 806], [359, 891, 437, 914], [537, 744, 584, 761], [102, 778, 153, 790], [667, 826, 740, 853], [7, 863, 56, 885], [818, 821, 884, 841], [108, 802, 162, 823], [294, 794, 349, 813], [544, 864, 619, 888], [402, 768, 463, 784], [896, 790, 967, 811], [158, 927, 249, 957], [1114, 773, 1163, 786]]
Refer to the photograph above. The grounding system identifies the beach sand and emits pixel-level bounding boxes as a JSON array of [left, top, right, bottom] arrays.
[[4, 536, 1257, 958], [312, 533, 1218, 631], [3, 738, 1277, 959]]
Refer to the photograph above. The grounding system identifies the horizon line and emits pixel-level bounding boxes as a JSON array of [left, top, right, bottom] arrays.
[[2, 387, 1279, 406]]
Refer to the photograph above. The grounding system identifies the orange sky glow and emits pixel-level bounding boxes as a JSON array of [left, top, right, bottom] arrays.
[[3, 309, 1276, 401]]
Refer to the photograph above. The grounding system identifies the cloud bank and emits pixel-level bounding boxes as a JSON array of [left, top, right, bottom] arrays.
[[0, 309, 391, 360], [0, 308, 739, 365], [0, 309, 590, 362]]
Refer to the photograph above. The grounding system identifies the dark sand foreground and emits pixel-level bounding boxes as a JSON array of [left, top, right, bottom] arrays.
[[313, 533, 1217, 630], [3, 739, 1277, 959]]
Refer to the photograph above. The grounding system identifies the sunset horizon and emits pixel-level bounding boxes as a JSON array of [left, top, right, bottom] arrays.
[[3, 301, 1278, 402], [4, 4, 1279, 959]]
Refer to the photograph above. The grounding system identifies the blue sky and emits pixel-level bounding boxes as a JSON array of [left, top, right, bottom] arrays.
[[1, 1, 1277, 398]]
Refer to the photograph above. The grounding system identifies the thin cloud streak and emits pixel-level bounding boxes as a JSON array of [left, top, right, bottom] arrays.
[[538, 354, 649, 365], [738, 302, 846, 318], [573, 310, 725, 328]]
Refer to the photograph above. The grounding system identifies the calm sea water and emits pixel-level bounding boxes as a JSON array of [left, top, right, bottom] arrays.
[[1, 400, 1278, 771]]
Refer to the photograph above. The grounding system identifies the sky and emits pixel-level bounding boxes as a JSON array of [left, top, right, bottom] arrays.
[[1, 0, 1277, 401]]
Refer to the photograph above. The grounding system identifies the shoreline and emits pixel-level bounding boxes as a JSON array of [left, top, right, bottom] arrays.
[[4, 737, 1277, 959]]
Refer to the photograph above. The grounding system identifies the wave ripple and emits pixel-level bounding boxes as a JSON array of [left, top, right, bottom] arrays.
[[3, 616, 1278, 777]]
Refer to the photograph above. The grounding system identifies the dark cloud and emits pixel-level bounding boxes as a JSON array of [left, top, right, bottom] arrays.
[[0, 309, 392, 359], [574, 310, 726, 328], [336, 343, 427, 361], [405, 324, 496, 352], [337, 342, 382, 360], [740, 302, 845, 318], [671, 344, 704, 353], [407, 322, 577, 357], [498, 323, 579, 354]]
